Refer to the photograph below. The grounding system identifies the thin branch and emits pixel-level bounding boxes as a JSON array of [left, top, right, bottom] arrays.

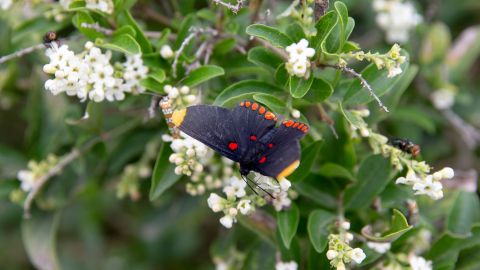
[[23, 120, 140, 218], [212, 0, 245, 14], [81, 22, 114, 35], [316, 104, 338, 139], [0, 43, 45, 65], [323, 64, 389, 112], [172, 27, 218, 78]]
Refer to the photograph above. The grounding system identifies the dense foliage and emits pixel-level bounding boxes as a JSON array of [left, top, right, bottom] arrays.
[[1, 0, 480, 269]]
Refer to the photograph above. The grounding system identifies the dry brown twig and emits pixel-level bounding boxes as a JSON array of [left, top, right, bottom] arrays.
[[212, 0, 245, 14]]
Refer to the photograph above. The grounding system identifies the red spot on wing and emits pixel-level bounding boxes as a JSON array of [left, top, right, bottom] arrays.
[[250, 135, 257, 141], [268, 143, 273, 148], [259, 156, 267, 164], [228, 142, 238, 151]]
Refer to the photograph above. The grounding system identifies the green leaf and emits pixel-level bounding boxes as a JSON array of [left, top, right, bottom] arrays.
[[72, 11, 104, 40], [318, 163, 355, 181], [140, 78, 164, 93], [275, 64, 289, 87], [427, 225, 480, 263], [308, 209, 336, 253], [246, 24, 293, 48], [324, 2, 348, 53], [253, 93, 287, 113], [446, 191, 480, 235], [247, 47, 284, 72], [361, 209, 412, 242], [174, 14, 195, 49], [113, 25, 136, 37], [116, 11, 153, 53], [67, 0, 86, 10], [342, 51, 410, 106], [390, 108, 436, 134], [99, 34, 141, 55], [290, 76, 314, 98], [344, 155, 391, 210], [457, 245, 480, 270], [149, 142, 182, 200], [22, 211, 61, 270], [289, 141, 322, 181], [277, 203, 300, 249], [149, 69, 166, 83], [302, 78, 333, 102], [285, 22, 306, 41], [213, 38, 236, 55], [293, 181, 337, 209], [180, 65, 224, 87], [214, 80, 284, 107], [312, 11, 337, 53]]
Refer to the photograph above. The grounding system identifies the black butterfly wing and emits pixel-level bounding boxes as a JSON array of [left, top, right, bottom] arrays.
[[172, 105, 242, 161], [171, 101, 277, 163], [230, 101, 277, 159], [253, 120, 309, 179]]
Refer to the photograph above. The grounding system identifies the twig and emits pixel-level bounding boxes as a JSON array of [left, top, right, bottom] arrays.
[[23, 120, 140, 218], [81, 22, 114, 35], [323, 64, 389, 112], [314, 0, 329, 21], [172, 27, 218, 78], [212, 0, 244, 14], [317, 104, 338, 139], [252, 38, 288, 60], [0, 43, 45, 65]]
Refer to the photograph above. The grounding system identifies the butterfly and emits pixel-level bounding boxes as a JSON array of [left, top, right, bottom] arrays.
[[171, 100, 308, 182]]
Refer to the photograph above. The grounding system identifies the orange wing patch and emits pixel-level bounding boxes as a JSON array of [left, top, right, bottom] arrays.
[[283, 119, 309, 133], [238, 100, 277, 121]]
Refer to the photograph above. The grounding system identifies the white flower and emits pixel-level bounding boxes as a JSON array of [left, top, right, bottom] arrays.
[[285, 39, 315, 77], [275, 261, 298, 270], [88, 88, 105, 103], [291, 109, 301, 119], [373, 0, 422, 43], [326, 250, 338, 260], [409, 255, 432, 270], [431, 88, 455, 110], [413, 175, 443, 200], [237, 199, 252, 214], [349, 248, 366, 264], [336, 262, 346, 270], [341, 221, 351, 230], [272, 191, 292, 211], [83, 0, 114, 13], [387, 65, 402, 78], [223, 177, 247, 198], [207, 193, 225, 212], [395, 170, 419, 185], [367, 242, 391, 254], [279, 178, 291, 191], [160, 45, 175, 59], [344, 232, 354, 242], [1, 0, 12, 10], [286, 39, 315, 63], [219, 215, 234, 228], [17, 170, 36, 192]]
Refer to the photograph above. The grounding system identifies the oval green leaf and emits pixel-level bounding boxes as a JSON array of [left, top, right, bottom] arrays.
[[181, 65, 225, 87], [214, 80, 284, 107], [308, 209, 336, 253], [246, 24, 293, 48], [149, 142, 182, 200], [247, 47, 284, 72], [277, 203, 300, 249], [361, 209, 412, 242]]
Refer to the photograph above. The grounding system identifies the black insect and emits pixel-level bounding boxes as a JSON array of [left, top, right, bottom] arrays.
[[43, 31, 58, 46], [389, 138, 421, 157], [172, 100, 308, 181]]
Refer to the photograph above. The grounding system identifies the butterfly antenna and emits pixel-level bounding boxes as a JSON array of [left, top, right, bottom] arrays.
[[241, 174, 259, 196], [250, 175, 275, 199]]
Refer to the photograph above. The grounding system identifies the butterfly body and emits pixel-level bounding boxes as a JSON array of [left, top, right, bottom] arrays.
[[172, 101, 308, 180]]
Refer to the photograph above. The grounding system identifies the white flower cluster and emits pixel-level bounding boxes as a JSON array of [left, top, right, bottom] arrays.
[[275, 260, 298, 270], [207, 177, 257, 228], [164, 132, 210, 177], [366, 241, 391, 254], [1, 0, 12, 10], [164, 85, 197, 108], [373, 0, 422, 43], [409, 254, 432, 270], [326, 222, 366, 270], [60, 0, 114, 13], [396, 167, 454, 200], [16, 155, 58, 192], [285, 39, 315, 77], [43, 42, 148, 103], [256, 174, 294, 211]]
